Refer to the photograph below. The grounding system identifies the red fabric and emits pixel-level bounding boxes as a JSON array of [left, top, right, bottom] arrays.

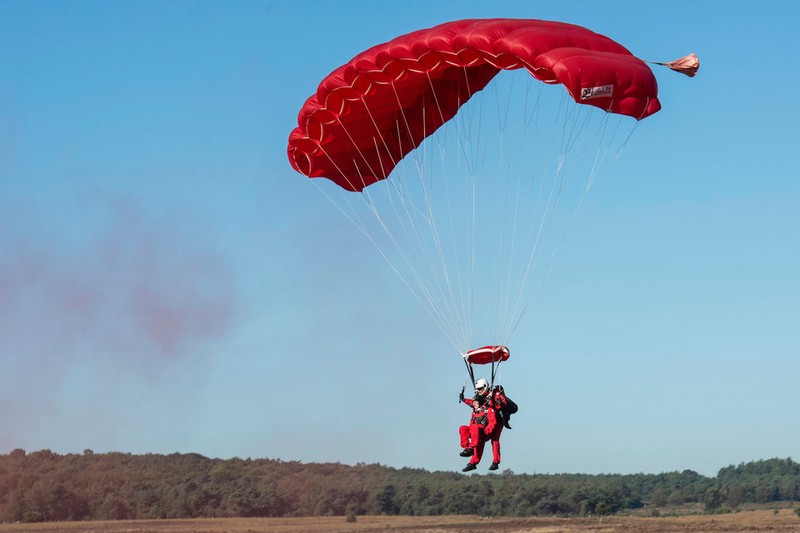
[[288, 18, 661, 191], [488, 424, 502, 464], [462, 396, 497, 435], [466, 345, 510, 365], [459, 424, 479, 449], [460, 397, 500, 465]]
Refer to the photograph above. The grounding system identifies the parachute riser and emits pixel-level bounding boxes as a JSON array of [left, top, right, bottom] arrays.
[[463, 357, 476, 388], [463, 357, 503, 395], [490, 358, 502, 389]]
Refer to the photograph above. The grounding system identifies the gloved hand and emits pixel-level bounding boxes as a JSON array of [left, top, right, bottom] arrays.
[[458, 390, 465, 403]]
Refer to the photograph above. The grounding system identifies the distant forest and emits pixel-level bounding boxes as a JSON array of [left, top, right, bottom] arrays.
[[1, 449, 799, 523]]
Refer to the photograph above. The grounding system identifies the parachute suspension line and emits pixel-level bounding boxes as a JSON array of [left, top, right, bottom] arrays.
[[376, 121, 458, 339], [491, 358, 503, 388], [495, 73, 521, 344], [318, 100, 465, 352], [355, 173, 459, 347], [501, 173, 557, 340], [496, 72, 544, 345], [504, 76, 545, 344], [311, 141, 401, 251], [390, 82, 471, 351], [490, 72, 507, 343], [415, 68, 469, 352], [419, 67, 485, 352], [501, 102, 640, 341], [497, 78, 545, 344], [424, 66, 470, 340], [463, 70, 486, 349], [348, 80, 472, 352], [440, 67, 475, 353], [462, 87, 477, 352], [421, 69, 473, 351], [375, 189, 466, 351], [618, 117, 640, 154], [501, 92, 592, 341], [434, 99, 474, 351], [307, 162, 436, 322], [463, 357, 475, 389], [380, 84, 476, 345], [452, 71, 485, 351], [501, 99, 565, 339], [314, 72, 643, 356], [334, 110, 390, 191]]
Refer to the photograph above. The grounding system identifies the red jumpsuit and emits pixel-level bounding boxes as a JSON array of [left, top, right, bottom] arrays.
[[458, 397, 499, 466], [487, 388, 509, 458]]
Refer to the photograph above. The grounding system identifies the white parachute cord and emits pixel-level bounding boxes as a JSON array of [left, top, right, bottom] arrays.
[[499, 88, 555, 344], [423, 70, 473, 350], [384, 80, 478, 348], [356, 93, 469, 347], [500, 92, 589, 342], [391, 83, 472, 350], [497, 78, 544, 344], [495, 73, 537, 343], [313, 101, 467, 350], [311, 170, 461, 351], [490, 73, 509, 342], [380, 128, 462, 337], [501, 108, 638, 341]]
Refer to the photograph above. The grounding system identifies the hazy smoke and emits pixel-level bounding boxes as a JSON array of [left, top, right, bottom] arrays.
[[0, 194, 239, 450], [0, 194, 237, 373]]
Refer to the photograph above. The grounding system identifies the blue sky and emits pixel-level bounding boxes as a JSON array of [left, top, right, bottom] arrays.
[[1, 0, 797, 477]]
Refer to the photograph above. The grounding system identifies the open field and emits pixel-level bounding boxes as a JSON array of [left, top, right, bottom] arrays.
[[2, 510, 800, 533]]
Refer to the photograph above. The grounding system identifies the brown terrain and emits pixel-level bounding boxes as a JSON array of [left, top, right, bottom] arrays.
[[2, 509, 800, 533]]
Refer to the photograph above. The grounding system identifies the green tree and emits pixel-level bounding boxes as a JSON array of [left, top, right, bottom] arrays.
[[376, 483, 398, 515], [703, 487, 721, 512]]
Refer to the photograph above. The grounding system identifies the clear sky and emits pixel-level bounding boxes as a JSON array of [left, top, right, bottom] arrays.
[[1, 1, 797, 477]]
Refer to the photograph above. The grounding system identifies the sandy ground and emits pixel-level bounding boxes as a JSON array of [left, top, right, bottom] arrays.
[[2, 510, 800, 532]]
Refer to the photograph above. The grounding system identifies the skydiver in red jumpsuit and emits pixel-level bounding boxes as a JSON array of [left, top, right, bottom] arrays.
[[459, 378, 500, 472]]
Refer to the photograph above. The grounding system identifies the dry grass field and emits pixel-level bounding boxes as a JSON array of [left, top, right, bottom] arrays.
[[2, 510, 800, 533]]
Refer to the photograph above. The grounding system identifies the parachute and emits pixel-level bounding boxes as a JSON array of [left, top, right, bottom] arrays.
[[288, 19, 662, 192], [288, 18, 697, 360]]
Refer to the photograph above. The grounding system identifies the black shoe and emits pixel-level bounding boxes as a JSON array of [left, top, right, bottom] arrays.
[[460, 448, 473, 457], [488, 462, 499, 471], [462, 463, 477, 472]]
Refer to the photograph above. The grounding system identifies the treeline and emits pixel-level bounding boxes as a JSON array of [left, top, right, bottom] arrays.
[[0, 449, 798, 523]]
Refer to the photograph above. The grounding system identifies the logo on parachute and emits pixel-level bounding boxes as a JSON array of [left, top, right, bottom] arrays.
[[580, 84, 614, 100]]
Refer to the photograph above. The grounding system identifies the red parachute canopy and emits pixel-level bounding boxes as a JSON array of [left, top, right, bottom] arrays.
[[288, 18, 661, 192], [465, 345, 510, 365]]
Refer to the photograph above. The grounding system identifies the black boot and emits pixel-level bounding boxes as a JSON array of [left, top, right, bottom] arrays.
[[488, 462, 499, 471], [462, 462, 477, 472], [460, 448, 473, 457]]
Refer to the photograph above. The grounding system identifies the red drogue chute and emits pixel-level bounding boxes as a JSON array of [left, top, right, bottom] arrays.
[[288, 18, 661, 192]]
